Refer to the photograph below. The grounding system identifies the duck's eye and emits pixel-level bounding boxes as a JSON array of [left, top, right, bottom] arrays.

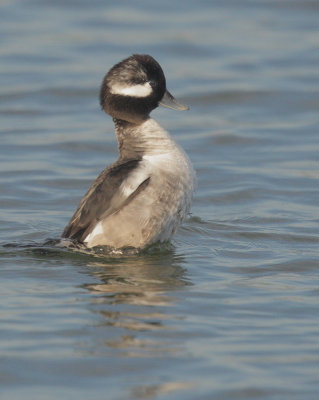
[[134, 78, 147, 85], [149, 80, 157, 88]]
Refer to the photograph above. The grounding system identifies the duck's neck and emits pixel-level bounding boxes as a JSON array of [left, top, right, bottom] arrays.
[[113, 117, 174, 160], [113, 117, 145, 159]]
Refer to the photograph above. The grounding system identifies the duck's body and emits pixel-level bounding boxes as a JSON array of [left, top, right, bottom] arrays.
[[62, 54, 195, 249]]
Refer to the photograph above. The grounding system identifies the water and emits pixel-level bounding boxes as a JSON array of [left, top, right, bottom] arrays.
[[1, 0, 319, 399]]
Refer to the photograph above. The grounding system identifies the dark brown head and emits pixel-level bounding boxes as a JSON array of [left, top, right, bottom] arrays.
[[99, 54, 188, 124]]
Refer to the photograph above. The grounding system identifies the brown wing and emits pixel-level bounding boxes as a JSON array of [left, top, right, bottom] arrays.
[[62, 158, 150, 242]]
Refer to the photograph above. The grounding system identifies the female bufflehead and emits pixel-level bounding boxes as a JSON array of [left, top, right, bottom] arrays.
[[62, 54, 195, 249]]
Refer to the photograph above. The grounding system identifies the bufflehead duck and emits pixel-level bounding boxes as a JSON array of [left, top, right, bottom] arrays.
[[62, 54, 195, 249]]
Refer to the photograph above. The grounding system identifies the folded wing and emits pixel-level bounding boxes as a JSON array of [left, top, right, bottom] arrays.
[[62, 158, 150, 243]]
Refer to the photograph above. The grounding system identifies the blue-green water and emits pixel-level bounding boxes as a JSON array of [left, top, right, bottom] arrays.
[[1, 1, 319, 399]]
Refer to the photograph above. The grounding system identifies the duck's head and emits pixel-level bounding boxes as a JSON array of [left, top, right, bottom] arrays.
[[99, 54, 188, 124]]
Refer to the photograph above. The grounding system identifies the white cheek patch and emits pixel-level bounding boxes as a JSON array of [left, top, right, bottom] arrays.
[[110, 81, 152, 98]]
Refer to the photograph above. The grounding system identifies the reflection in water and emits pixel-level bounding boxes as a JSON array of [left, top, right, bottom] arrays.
[[2, 241, 194, 398], [132, 381, 194, 399], [81, 248, 191, 359]]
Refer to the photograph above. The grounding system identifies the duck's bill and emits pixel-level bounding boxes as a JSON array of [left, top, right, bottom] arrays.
[[159, 90, 189, 111]]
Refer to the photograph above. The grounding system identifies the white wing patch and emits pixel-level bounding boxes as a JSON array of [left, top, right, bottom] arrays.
[[119, 165, 150, 197], [110, 82, 152, 98], [84, 221, 103, 244]]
